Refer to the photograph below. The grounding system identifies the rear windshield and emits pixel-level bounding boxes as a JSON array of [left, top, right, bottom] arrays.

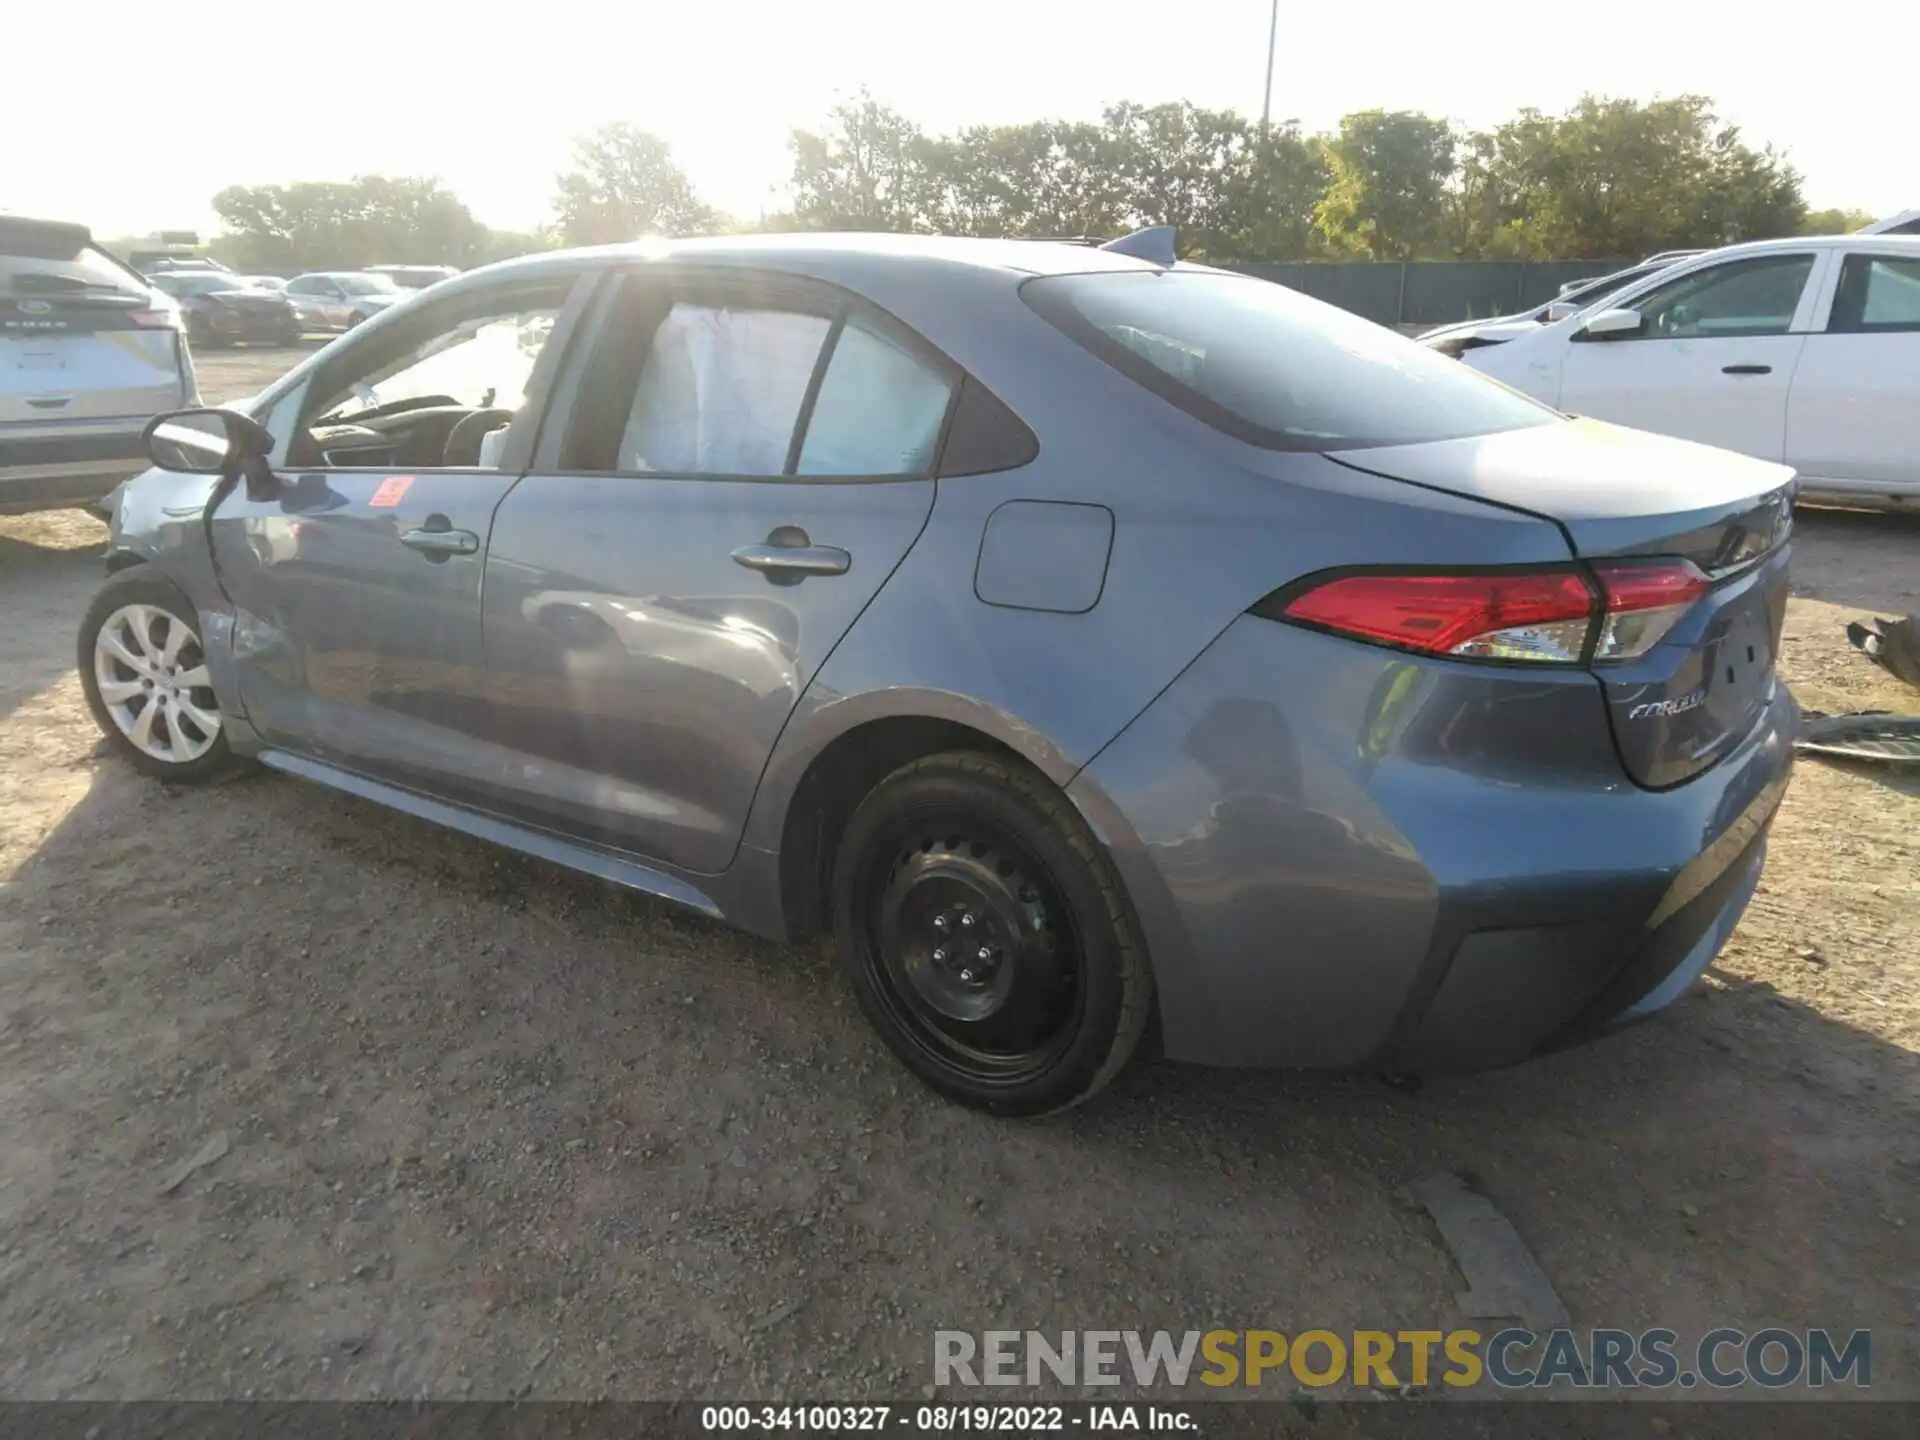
[[1, 244, 150, 300], [1022, 270, 1555, 450]]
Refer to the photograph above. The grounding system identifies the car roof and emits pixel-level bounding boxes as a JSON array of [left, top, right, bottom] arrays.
[[1860, 208, 1920, 235], [1683, 233, 1920, 258], [473, 231, 1174, 288]]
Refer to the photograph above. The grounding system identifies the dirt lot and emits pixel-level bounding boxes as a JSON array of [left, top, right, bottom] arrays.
[[0, 346, 1915, 1404]]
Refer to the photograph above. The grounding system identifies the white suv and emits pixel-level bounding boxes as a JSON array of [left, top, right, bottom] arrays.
[[2, 216, 196, 516]]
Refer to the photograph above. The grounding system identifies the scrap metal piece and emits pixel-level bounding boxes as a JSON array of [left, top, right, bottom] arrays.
[[156, 1130, 229, 1195], [1846, 615, 1920, 689], [1411, 1170, 1570, 1330], [1796, 710, 1920, 765]]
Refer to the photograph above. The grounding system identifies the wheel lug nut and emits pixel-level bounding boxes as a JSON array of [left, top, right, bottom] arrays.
[[960, 913, 976, 929], [977, 946, 993, 963], [959, 969, 975, 983], [933, 914, 950, 933], [932, 946, 948, 964]]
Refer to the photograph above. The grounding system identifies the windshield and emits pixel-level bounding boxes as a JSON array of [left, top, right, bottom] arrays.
[[1538, 267, 1649, 317], [335, 274, 399, 296], [1024, 270, 1555, 450]]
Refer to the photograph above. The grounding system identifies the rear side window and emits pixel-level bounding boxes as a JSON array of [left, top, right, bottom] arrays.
[[619, 302, 833, 476], [1022, 270, 1553, 451], [1828, 254, 1920, 332], [797, 317, 954, 475]]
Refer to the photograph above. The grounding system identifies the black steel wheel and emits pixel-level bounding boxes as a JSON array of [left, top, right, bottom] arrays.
[[832, 751, 1152, 1115]]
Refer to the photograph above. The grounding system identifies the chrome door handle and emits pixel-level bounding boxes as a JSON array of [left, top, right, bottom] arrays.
[[400, 526, 479, 556], [730, 543, 850, 577]]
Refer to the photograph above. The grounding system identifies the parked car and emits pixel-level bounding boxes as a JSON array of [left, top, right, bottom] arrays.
[[367, 263, 460, 290], [1639, 248, 1707, 267], [2, 216, 195, 516], [1422, 255, 1696, 357], [131, 252, 234, 276], [1553, 252, 1701, 298], [242, 275, 288, 293], [1466, 235, 1920, 507], [282, 271, 407, 332], [84, 231, 1797, 1114], [149, 271, 301, 348], [1860, 209, 1920, 236]]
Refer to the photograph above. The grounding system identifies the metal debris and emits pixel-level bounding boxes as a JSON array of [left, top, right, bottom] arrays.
[[1846, 614, 1920, 688], [1796, 710, 1920, 765], [1411, 1170, 1569, 1330], [156, 1131, 230, 1196]]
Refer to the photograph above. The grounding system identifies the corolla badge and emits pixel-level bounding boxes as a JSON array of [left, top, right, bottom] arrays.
[[1628, 690, 1706, 720], [18, 299, 52, 313]]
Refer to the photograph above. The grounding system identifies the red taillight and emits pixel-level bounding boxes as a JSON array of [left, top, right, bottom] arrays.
[[1590, 559, 1710, 661], [129, 308, 180, 328], [1279, 569, 1597, 663], [1273, 559, 1712, 666]]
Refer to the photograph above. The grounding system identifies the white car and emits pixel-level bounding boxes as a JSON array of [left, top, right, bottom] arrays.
[[1861, 209, 1920, 236], [3, 216, 196, 516], [1421, 254, 1696, 358], [1465, 235, 1920, 507]]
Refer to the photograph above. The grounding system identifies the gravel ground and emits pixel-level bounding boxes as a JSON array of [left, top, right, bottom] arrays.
[[0, 346, 1914, 1404]]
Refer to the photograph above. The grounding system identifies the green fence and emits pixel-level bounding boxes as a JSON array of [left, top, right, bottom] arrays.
[[1230, 260, 1630, 328]]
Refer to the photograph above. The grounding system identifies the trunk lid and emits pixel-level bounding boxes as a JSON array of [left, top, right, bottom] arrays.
[[3, 220, 186, 426], [1328, 417, 1794, 788]]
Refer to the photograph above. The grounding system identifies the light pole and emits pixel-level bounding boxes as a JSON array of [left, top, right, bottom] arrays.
[[1260, 0, 1278, 137]]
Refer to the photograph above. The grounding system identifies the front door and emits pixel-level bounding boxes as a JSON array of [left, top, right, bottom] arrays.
[[208, 269, 587, 796], [1557, 251, 1822, 461], [479, 268, 958, 873]]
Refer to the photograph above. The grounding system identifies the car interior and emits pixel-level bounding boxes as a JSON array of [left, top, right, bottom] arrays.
[[286, 282, 566, 470]]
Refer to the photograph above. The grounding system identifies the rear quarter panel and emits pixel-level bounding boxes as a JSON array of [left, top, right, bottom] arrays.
[[741, 274, 1579, 858]]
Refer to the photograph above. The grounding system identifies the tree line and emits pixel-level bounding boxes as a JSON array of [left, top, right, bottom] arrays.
[[202, 93, 1872, 275]]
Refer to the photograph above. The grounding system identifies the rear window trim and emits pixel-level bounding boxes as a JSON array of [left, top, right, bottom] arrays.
[[1019, 269, 1554, 454]]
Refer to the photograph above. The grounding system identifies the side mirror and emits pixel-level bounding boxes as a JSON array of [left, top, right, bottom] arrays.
[[1543, 299, 1583, 323], [1579, 307, 1644, 341], [143, 407, 275, 475]]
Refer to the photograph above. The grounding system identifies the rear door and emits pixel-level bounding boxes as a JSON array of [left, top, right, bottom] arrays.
[[1784, 246, 1920, 496], [2, 221, 184, 427], [208, 267, 591, 797], [478, 266, 956, 872], [1555, 251, 1825, 461]]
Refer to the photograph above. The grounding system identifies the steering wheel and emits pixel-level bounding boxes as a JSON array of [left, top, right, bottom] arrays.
[[441, 408, 516, 467], [1657, 303, 1696, 338]]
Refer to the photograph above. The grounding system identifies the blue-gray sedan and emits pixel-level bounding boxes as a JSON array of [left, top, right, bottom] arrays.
[[79, 231, 1796, 1114]]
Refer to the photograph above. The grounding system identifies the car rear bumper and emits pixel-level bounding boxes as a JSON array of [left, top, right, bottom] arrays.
[[1071, 614, 1796, 1072], [0, 426, 151, 514], [201, 308, 299, 341]]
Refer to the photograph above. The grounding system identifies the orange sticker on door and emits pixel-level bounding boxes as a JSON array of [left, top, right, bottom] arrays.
[[368, 475, 414, 508]]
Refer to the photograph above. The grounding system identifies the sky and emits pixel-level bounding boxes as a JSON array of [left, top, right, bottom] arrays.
[[4, 0, 1907, 240]]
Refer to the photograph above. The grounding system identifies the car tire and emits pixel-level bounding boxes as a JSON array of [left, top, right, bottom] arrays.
[[77, 569, 249, 785], [831, 751, 1153, 1116], [347, 310, 366, 329], [185, 313, 215, 349]]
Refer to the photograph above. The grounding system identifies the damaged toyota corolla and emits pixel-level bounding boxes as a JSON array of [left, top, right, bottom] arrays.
[[78, 229, 1797, 1115]]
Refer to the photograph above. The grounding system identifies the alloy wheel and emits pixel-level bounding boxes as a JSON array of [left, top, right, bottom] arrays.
[[91, 603, 221, 765]]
